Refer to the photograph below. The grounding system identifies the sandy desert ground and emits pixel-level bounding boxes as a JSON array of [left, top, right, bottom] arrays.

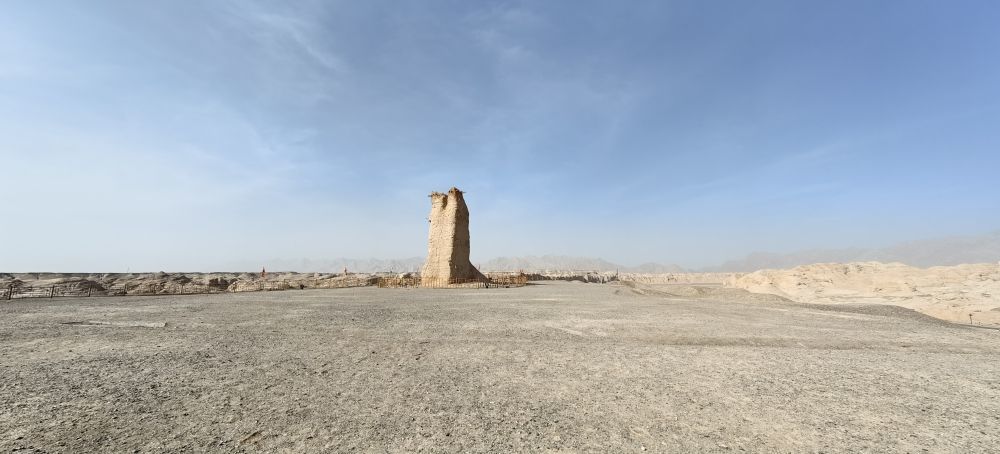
[[2, 281, 999, 452], [727, 262, 1000, 327]]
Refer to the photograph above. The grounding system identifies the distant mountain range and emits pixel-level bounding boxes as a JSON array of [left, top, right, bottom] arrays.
[[708, 230, 1000, 272], [256, 257, 425, 273], [254, 230, 1000, 273], [479, 256, 686, 273], [254, 255, 685, 274]]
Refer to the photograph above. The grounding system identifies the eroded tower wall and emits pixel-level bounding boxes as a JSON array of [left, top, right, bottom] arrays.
[[421, 187, 486, 285]]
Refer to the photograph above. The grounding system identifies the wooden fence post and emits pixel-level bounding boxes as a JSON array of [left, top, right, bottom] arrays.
[[88, 286, 93, 297], [50, 286, 55, 298], [6, 284, 12, 300]]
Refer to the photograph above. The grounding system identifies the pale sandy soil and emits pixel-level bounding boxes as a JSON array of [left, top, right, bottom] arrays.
[[2, 281, 999, 452], [725, 262, 1000, 327]]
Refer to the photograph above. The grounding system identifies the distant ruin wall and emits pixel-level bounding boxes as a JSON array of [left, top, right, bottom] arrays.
[[421, 187, 486, 285]]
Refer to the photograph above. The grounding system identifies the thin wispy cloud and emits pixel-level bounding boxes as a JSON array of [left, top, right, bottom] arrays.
[[1, 1, 999, 271]]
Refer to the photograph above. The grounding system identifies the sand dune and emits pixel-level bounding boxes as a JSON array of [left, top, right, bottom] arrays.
[[726, 262, 1000, 326]]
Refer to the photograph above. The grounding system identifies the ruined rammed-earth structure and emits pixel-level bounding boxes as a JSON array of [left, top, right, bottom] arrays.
[[421, 187, 487, 286]]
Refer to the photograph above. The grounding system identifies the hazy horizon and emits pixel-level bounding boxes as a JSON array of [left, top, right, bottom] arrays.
[[3, 228, 998, 274], [3, 1, 999, 271]]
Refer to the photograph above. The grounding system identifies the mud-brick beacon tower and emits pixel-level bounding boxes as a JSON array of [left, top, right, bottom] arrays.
[[421, 187, 487, 286]]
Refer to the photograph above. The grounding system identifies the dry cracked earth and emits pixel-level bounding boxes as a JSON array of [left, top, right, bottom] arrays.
[[1, 281, 999, 452]]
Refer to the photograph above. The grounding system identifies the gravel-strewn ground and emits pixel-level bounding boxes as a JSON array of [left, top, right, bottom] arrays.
[[1, 281, 998, 452]]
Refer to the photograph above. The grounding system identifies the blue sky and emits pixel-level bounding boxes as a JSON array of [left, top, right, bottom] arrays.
[[2, 1, 999, 271]]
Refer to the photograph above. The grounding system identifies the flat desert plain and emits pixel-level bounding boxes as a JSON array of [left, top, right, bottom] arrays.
[[2, 281, 999, 452]]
